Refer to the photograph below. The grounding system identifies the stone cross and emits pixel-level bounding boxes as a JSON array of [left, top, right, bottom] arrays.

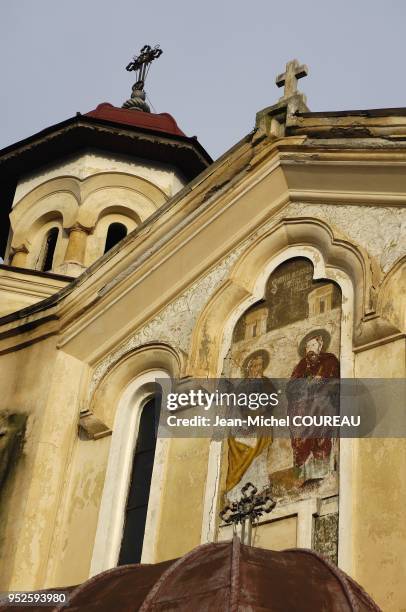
[[276, 59, 308, 99]]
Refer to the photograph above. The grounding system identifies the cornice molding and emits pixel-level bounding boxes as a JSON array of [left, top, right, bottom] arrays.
[[0, 136, 405, 356]]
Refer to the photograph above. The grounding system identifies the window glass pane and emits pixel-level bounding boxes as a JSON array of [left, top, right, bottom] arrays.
[[118, 397, 160, 565], [104, 223, 127, 254], [126, 451, 155, 509], [118, 506, 148, 566], [41, 228, 59, 271]]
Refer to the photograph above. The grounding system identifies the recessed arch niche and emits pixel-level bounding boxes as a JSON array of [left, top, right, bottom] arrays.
[[217, 256, 344, 566]]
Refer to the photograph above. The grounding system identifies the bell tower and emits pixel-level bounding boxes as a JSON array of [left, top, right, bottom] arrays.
[[0, 48, 211, 315]]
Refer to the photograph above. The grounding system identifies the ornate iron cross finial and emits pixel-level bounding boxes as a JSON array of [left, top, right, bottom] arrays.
[[276, 59, 308, 99], [220, 482, 276, 546], [122, 45, 163, 113], [126, 44, 163, 90]]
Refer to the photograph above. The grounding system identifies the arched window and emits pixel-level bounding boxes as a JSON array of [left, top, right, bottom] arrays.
[[104, 222, 127, 254], [90, 370, 170, 576], [118, 396, 161, 565], [40, 227, 59, 272]]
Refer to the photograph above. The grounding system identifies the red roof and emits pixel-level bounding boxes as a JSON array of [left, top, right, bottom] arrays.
[[85, 103, 186, 137]]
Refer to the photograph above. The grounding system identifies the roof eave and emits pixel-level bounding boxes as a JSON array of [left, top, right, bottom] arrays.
[[0, 114, 212, 182]]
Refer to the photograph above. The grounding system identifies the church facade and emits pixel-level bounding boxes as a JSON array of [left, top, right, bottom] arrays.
[[0, 59, 405, 611]]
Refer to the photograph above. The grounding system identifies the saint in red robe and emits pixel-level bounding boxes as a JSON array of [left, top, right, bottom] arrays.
[[286, 352, 340, 474]]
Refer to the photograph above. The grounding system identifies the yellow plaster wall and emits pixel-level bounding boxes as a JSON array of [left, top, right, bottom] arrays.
[[353, 338, 406, 612], [0, 268, 70, 316], [0, 337, 58, 589], [45, 436, 211, 583], [46, 435, 111, 588], [0, 131, 405, 608], [0, 343, 85, 591], [155, 438, 211, 562]]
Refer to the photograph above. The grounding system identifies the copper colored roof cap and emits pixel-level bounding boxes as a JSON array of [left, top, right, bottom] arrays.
[[85, 103, 186, 137], [0, 538, 381, 611]]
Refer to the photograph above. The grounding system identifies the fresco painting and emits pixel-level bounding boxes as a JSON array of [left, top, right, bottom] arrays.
[[222, 258, 342, 504]]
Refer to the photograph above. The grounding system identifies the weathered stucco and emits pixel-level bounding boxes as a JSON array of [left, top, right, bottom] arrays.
[[284, 202, 406, 272], [0, 101, 405, 612]]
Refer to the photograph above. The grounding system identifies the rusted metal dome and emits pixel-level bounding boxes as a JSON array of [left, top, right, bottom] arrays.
[[0, 538, 381, 611]]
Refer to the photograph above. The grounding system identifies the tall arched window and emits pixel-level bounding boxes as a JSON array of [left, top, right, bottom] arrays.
[[104, 222, 127, 254], [90, 370, 170, 576], [40, 227, 59, 272], [118, 396, 161, 565]]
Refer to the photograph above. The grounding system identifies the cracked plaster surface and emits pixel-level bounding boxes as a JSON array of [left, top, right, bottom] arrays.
[[90, 202, 405, 395], [90, 246, 247, 395], [283, 202, 406, 273]]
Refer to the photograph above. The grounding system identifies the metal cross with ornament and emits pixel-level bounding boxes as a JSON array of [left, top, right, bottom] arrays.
[[219, 482, 277, 546], [126, 44, 163, 90]]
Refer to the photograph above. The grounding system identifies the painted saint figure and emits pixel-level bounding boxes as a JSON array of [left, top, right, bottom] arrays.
[[226, 350, 275, 494], [286, 329, 340, 482]]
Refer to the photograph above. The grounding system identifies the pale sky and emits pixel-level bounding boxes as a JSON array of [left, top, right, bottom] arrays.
[[1, 0, 406, 159]]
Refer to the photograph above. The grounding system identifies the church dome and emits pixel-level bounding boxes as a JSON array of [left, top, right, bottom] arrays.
[[85, 102, 187, 137], [33, 538, 380, 611]]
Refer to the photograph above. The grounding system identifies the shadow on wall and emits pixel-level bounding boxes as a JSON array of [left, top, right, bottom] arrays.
[[0, 412, 27, 493]]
